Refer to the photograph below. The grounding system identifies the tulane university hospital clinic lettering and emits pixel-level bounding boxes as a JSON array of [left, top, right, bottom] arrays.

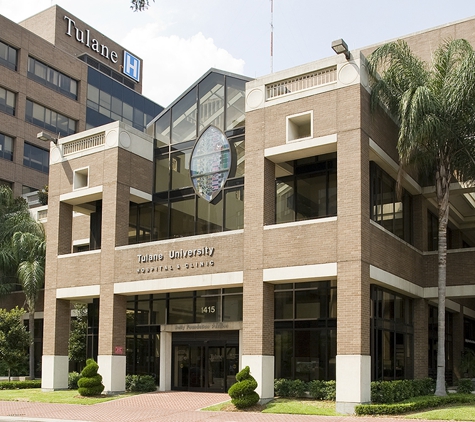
[[136, 247, 215, 273], [64, 15, 118, 63], [137, 247, 214, 263]]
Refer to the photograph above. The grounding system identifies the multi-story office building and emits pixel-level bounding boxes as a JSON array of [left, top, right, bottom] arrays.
[[0, 5, 162, 374], [5, 7, 475, 415], [0, 5, 162, 200]]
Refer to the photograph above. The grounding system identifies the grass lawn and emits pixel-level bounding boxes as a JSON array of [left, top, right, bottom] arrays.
[[0, 389, 133, 405], [204, 398, 342, 415], [262, 398, 341, 415], [406, 405, 475, 421], [204, 397, 475, 420]]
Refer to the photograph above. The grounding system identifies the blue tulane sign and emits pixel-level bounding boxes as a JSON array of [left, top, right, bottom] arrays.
[[123, 51, 141, 82]]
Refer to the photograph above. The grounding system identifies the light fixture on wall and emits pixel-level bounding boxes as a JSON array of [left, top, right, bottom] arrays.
[[331, 38, 350, 60], [37, 131, 57, 144]]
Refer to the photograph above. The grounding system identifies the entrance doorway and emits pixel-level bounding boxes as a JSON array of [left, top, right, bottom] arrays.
[[172, 331, 239, 392]]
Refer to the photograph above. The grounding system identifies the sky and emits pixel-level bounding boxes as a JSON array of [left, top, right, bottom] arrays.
[[2, 0, 475, 107]]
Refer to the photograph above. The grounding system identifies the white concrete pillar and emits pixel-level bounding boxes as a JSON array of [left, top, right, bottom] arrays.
[[336, 354, 371, 414], [97, 355, 126, 393], [41, 355, 69, 391], [159, 331, 172, 391], [241, 355, 274, 403]]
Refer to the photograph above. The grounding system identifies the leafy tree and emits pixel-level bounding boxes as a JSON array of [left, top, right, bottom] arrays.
[[368, 39, 475, 396], [0, 186, 31, 295], [68, 303, 88, 370], [37, 185, 48, 206], [0, 186, 46, 380], [0, 307, 30, 380], [131, 0, 154, 11]]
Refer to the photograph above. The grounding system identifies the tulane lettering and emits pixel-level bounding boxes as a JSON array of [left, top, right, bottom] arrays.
[[169, 247, 214, 259], [137, 253, 164, 263], [64, 16, 118, 63]]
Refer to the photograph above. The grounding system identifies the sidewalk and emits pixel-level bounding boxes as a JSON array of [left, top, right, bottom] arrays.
[[0, 391, 448, 422]]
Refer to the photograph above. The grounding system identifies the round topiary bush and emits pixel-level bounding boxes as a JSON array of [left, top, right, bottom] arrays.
[[228, 366, 260, 409], [77, 359, 104, 396]]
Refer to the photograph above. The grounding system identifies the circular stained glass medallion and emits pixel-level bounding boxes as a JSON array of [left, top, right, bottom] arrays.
[[190, 125, 231, 202]]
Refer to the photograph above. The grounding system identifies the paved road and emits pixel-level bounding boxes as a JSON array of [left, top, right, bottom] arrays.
[[0, 391, 449, 422]]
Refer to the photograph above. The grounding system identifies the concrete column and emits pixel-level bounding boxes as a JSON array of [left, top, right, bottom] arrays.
[[97, 355, 126, 393], [95, 163, 130, 393], [336, 355, 371, 414], [42, 149, 73, 391], [159, 330, 172, 391], [452, 310, 465, 381], [241, 355, 275, 402], [413, 298, 429, 379], [336, 120, 371, 413], [98, 288, 127, 393], [336, 261, 371, 413], [242, 110, 276, 404], [41, 293, 70, 390]]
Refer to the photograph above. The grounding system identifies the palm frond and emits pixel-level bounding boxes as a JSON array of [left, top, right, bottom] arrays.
[[17, 260, 44, 312]]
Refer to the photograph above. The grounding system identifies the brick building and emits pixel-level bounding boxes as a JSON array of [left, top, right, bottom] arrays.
[[20, 12, 475, 414], [0, 5, 162, 200], [0, 4, 163, 378]]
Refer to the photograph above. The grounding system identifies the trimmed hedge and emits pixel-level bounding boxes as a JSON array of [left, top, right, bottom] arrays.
[[355, 393, 475, 416], [77, 359, 104, 396], [228, 366, 260, 409], [370, 378, 435, 404], [0, 380, 41, 390], [274, 378, 336, 400], [274, 378, 434, 403], [125, 375, 156, 392]]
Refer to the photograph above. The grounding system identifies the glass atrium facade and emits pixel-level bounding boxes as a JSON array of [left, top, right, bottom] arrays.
[[128, 71, 248, 244]]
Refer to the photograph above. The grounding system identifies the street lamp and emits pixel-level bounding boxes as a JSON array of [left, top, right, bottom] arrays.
[[331, 39, 350, 60], [37, 131, 57, 144]]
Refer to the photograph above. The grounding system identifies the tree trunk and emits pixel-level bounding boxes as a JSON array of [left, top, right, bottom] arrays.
[[29, 311, 35, 380], [435, 163, 450, 396]]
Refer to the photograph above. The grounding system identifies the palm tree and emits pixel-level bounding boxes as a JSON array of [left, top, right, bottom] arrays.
[[12, 230, 46, 379], [0, 185, 46, 379], [368, 39, 475, 396], [0, 186, 24, 295]]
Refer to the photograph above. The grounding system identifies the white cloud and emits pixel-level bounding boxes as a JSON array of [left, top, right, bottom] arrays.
[[122, 24, 245, 107]]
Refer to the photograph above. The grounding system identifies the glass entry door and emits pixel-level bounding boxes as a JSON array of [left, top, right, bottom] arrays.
[[172, 334, 238, 392]]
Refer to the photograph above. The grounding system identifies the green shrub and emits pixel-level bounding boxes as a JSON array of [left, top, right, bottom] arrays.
[[322, 380, 336, 400], [457, 378, 474, 394], [77, 358, 104, 396], [0, 380, 41, 390], [460, 348, 475, 378], [228, 366, 260, 409], [355, 393, 475, 416], [274, 378, 308, 398], [68, 371, 81, 390], [125, 375, 156, 392], [411, 378, 435, 396], [274, 378, 294, 397], [308, 380, 336, 400], [307, 380, 324, 399], [370, 378, 435, 404]]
